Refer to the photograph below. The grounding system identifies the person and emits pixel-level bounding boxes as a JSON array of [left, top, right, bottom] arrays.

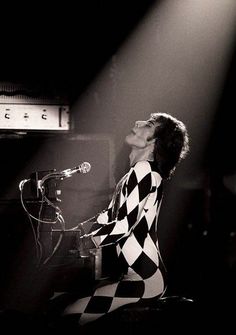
[[48, 112, 189, 328]]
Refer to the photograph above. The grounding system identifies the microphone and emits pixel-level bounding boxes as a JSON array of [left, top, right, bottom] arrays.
[[62, 162, 91, 177], [70, 162, 91, 174]]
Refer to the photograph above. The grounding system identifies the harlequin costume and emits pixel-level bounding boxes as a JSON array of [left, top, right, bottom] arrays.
[[52, 160, 166, 325]]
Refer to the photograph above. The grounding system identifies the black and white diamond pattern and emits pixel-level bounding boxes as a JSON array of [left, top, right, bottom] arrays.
[[58, 161, 165, 325]]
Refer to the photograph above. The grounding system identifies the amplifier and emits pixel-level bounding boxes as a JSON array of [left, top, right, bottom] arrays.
[[0, 82, 71, 131], [0, 103, 70, 131]]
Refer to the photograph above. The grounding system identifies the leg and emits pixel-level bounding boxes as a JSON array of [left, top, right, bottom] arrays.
[[63, 273, 145, 325]]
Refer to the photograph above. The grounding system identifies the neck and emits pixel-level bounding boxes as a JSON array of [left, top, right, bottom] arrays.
[[129, 147, 154, 166]]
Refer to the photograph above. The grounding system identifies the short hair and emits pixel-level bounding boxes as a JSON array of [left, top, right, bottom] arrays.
[[149, 113, 189, 179]]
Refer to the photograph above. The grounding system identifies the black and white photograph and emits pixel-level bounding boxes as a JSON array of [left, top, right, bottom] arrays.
[[0, 1, 236, 333]]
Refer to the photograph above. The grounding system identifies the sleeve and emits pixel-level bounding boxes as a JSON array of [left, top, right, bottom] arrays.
[[90, 161, 153, 247]]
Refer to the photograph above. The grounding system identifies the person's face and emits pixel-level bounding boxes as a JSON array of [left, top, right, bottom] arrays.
[[125, 118, 157, 148]]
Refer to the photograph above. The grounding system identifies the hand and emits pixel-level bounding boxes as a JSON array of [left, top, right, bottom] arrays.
[[80, 234, 99, 250], [91, 235, 101, 248], [97, 211, 108, 224]]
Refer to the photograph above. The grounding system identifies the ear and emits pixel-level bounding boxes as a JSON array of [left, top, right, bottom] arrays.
[[147, 137, 156, 145], [146, 139, 155, 151]]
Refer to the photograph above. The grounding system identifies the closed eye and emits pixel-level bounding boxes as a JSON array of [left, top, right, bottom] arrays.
[[147, 120, 155, 127]]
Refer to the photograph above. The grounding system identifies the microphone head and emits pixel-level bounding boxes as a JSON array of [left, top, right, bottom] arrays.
[[80, 162, 91, 173]]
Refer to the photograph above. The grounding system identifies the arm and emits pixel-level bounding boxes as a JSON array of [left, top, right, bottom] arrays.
[[90, 161, 153, 247]]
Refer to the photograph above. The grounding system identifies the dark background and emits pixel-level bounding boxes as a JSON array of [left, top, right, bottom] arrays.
[[0, 1, 157, 103]]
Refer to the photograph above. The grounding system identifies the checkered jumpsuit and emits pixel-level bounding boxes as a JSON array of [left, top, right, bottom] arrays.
[[61, 160, 165, 325]]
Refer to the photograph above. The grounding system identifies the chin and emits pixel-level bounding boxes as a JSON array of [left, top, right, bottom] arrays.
[[125, 134, 132, 145], [125, 135, 138, 148]]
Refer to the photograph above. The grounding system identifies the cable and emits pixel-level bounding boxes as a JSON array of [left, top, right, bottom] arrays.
[[20, 179, 60, 224], [19, 175, 64, 266], [19, 167, 89, 266], [42, 214, 65, 265]]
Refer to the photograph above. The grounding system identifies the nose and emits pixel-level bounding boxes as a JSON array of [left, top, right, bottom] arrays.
[[135, 120, 146, 128]]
